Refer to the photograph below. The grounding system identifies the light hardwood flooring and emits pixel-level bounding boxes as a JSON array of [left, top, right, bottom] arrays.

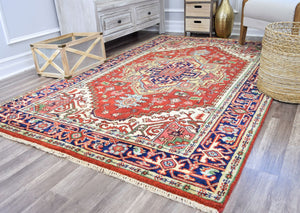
[[0, 31, 299, 213]]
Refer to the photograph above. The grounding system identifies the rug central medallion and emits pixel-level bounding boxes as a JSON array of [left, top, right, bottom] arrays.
[[89, 46, 246, 121]]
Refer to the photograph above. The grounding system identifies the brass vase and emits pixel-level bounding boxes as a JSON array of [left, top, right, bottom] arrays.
[[215, 0, 234, 38]]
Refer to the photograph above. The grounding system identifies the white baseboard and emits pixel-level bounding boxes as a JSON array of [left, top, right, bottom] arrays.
[[165, 20, 184, 33], [144, 20, 184, 33], [164, 20, 264, 37], [0, 51, 35, 80], [232, 22, 264, 37]]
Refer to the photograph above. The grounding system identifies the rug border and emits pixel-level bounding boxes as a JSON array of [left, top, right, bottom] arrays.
[[0, 88, 273, 213], [0, 35, 270, 213], [0, 129, 219, 213], [217, 98, 273, 211]]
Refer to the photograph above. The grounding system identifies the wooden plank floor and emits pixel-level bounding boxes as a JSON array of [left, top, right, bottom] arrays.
[[0, 31, 299, 213]]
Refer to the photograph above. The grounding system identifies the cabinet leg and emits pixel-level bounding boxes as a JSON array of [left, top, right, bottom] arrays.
[[159, 23, 165, 34]]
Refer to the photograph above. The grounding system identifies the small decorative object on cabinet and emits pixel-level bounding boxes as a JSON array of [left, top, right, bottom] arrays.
[[215, 0, 234, 38], [54, 0, 165, 42], [30, 32, 106, 79], [184, 0, 218, 37]]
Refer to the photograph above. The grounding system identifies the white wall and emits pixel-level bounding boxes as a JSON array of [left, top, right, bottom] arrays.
[[165, 0, 184, 33], [228, 0, 264, 36], [0, 0, 60, 80]]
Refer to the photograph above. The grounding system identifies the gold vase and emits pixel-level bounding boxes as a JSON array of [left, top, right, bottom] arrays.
[[215, 0, 234, 38]]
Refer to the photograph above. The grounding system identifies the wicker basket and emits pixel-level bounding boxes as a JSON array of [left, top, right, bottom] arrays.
[[258, 22, 300, 103]]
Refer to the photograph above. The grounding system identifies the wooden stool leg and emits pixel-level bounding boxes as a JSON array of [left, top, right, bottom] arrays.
[[239, 0, 248, 45], [239, 26, 248, 45], [292, 3, 300, 35], [294, 3, 300, 22]]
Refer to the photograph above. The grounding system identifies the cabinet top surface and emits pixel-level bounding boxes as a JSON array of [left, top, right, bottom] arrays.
[[95, 0, 160, 11]]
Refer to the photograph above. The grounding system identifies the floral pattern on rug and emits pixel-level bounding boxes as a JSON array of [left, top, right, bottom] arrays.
[[0, 36, 271, 213]]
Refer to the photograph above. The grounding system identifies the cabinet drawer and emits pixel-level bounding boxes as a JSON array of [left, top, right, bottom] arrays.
[[185, 18, 210, 32], [102, 11, 134, 34], [186, 3, 211, 17], [136, 3, 160, 24]]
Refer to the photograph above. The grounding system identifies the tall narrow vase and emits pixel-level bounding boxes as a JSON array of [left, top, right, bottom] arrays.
[[215, 0, 234, 38]]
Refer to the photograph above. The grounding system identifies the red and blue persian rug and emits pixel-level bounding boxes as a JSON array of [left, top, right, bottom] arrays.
[[0, 35, 272, 212]]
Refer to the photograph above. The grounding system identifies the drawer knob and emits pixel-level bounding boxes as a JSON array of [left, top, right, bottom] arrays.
[[194, 20, 202, 24], [194, 5, 202, 8], [118, 20, 122, 24], [148, 11, 151, 15]]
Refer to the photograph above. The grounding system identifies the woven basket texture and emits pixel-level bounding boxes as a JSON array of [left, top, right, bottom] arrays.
[[258, 22, 300, 103]]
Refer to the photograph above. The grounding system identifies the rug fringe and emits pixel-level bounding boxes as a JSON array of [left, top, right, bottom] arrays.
[[0, 131, 219, 213]]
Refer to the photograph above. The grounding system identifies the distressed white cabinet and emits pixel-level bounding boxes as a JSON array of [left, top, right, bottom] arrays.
[[54, 0, 165, 42]]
